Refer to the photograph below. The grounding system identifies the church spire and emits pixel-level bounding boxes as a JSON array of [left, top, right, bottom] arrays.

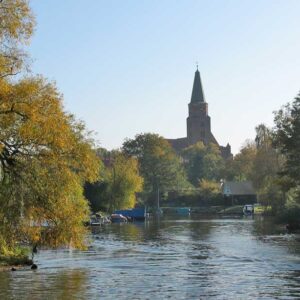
[[191, 69, 205, 103]]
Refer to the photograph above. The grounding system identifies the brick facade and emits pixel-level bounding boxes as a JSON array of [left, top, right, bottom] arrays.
[[167, 69, 232, 160]]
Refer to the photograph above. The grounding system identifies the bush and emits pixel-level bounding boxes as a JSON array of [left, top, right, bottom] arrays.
[[277, 204, 300, 226], [0, 244, 31, 266]]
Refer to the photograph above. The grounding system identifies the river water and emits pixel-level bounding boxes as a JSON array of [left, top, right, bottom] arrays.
[[1, 216, 300, 299]]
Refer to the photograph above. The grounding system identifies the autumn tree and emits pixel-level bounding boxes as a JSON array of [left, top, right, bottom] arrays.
[[224, 125, 284, 212], [199, 179, 221, 200], [0, 1, 101, 258], [85, 150, 143, 213], [0, 77, 101, 252], [106, 153, 143, 212], [0, 0, 35, 78]]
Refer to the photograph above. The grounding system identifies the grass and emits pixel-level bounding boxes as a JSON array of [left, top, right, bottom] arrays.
[[0, 254, 32, 267], [254, 205, 272, 215], [0, 246, 32, 268], [217, 205, 272, 215], [191, 206, 224, 214]]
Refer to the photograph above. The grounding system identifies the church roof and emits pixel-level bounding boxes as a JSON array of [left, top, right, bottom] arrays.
[[191, 69, 205, 103]]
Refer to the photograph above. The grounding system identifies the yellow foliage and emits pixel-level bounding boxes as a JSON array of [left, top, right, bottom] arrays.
[[0, 0, 101, 255], [199, 179, 221, 199], [0, 0, 35, 78], [0, 77, 101, 251], [107, 153, 143, 211]]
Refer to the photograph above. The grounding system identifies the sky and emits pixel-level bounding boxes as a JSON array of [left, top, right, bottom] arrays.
[[29, 0, 300, 154]]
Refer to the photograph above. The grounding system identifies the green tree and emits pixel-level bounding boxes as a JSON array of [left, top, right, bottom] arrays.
[[224, 141, 256, 181], [122, 133, 188, 205], [106, 153, 143, 211], [274, 94, 300, 201], [84, 181, 109, 213], [85, 151, 143, 213], [252, 124, 284, 211], [223, 126, 284, 213], [182, 142, 224, 185]]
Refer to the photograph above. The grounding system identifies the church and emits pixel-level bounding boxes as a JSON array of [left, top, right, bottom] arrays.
[[167, 68, 232, 159]]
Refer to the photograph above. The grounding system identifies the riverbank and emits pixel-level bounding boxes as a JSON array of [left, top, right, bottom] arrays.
[[0, 258, 33, 270], [163, 205, 270, 215], [0, 264, 28, 272], [0, 248, 33, 271]]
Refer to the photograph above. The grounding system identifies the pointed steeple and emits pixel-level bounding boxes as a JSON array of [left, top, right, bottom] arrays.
[[191, 68, 205, 103]]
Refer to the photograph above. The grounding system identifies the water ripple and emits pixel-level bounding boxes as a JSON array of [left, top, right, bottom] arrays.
[[1, 217, 300, 299]]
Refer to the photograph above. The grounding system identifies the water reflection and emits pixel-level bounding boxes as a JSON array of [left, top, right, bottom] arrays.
[[0, 269, 88, 300], [1, 216, 300, 299]]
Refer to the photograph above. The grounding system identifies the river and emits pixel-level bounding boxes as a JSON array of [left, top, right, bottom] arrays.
[[1, 216, 300, 299]]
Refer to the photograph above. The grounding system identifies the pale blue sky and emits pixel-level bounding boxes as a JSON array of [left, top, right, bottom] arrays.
[[29, 0, 300, 154]]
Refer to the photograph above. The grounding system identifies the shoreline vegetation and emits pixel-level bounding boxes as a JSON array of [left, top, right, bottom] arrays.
[[0, 257, 32, 271], [0, 247, 32, 270]]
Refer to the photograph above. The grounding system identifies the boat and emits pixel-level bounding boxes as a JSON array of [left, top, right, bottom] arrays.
[[114, 208, 147, 221], [89, 213, 111, 226], [89, 214, 101, 226], [110, 214, 128, 223], [176, 207, 191, 215], [243, 204, 254, 216]]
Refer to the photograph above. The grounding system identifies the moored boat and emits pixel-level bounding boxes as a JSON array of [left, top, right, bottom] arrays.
[[243, 204, 254, 216], [114, 208, 146, 221], [110, 214, 128, 223], [176, 207, 191, 215]]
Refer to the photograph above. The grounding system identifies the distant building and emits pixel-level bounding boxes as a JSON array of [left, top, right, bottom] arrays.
[[167, 68, 232, 159], [222, 181, 257, 204]]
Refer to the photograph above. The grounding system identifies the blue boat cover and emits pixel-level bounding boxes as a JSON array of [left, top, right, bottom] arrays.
[[114, 208, 145, 218]]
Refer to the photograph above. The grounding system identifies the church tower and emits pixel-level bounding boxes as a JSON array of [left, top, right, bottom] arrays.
[[187, 68, 218, 146], [166, 68, 232, 159]]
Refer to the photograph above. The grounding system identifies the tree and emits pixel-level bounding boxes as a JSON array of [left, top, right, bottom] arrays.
[[274, 94, 300, 200], [122, 133, 188, 205], [0, 0, 101, 254], [84, 181, 109, 213], [84, 151, 143, 213], [225, 125, 284, 212], [0, 0, 35, 78], [181, 142, 205, 185], [252, 124, 284, 211], [182, 142, 224, 185], [0, 77, 101, 252], [199, 179, 220, 200], [106, 153, 143, 211], [252, 125, 281, 188], [224, 141, 256, 181], [202, 143, 225, 181]]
